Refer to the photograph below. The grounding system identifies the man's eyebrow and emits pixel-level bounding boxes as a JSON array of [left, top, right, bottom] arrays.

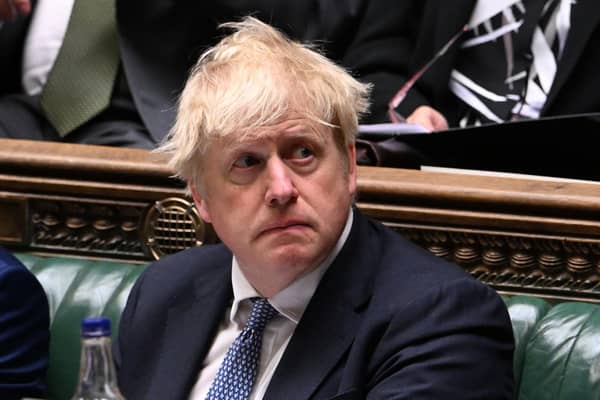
[[222, 140, 260, 155], [280, 126, 326, 142], [219, 123, 326, 152]]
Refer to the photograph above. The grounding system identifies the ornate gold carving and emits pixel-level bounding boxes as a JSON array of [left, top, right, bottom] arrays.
[[511, 252, 536, 270], [31, 200, 145, 257], [22, 196, 218, 261], [567, 256, 593, 274], [143, 197, 216, 260], [455, 246, 480, 265], [482, 249, 507, 267], [538, 253, 563, 271], [390, 225, 600, 302], [427, 244, 451, 259]]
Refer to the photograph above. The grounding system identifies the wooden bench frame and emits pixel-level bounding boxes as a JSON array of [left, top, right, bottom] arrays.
[[1, 138, 599, 303]]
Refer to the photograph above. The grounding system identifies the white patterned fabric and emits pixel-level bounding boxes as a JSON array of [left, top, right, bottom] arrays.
[[205, 298, 278, 400], [450, 0, 574, 126]]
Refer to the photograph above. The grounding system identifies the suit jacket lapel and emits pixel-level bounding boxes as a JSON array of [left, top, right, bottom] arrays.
[[145, 261, 233, 400], [264, 210, 377, 400], [545, 0, 600, 109]]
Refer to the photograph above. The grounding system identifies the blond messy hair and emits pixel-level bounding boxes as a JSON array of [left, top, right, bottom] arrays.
[[158, 16, 371, 188]]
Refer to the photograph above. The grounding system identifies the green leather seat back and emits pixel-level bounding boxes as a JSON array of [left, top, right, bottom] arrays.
[[504, 295, 551, 394], [17, 254, 146, 400], [518, 302, 600, 399]]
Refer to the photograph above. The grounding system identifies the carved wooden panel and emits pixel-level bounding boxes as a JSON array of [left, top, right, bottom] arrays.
[[2, 139, 600, 303], [355, 166, 600, 303], [29, 198, 147, 259], [390, 224, 600, 303], [1, 195, 216, 261]]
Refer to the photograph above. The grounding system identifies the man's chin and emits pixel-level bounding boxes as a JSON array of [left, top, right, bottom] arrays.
[[262, 247, 320, 271]]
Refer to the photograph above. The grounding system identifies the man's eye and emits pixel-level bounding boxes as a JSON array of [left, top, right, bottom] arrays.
[[233, 155, 260, 168], [293, 146, 314, 159]]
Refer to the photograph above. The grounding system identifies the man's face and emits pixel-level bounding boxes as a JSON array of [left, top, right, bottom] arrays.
[[191, 114, 356, 294]]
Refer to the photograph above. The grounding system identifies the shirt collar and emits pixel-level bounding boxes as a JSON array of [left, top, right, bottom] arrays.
[[230, 209, 354, 325]]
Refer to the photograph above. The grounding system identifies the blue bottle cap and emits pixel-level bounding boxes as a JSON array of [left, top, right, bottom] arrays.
[[81, 316, 111, 337]]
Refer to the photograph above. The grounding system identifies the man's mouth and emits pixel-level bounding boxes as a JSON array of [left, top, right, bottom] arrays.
[[259, 220, 311, 236]]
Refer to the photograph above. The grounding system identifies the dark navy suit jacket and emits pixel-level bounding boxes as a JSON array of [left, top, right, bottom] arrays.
[[0, 246, 49, 400], [115, 210, 514, 399]]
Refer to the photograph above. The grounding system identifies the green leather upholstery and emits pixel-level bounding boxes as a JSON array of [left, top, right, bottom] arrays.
[[13, 253, 600, 400], [504, 295, 552, 393], [517, 302, 600, 400], [16, 254, 146, 400], [505, 296, 600, 400]]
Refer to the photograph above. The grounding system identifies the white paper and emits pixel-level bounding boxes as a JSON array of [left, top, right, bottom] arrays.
[[358, 123, 430, 135]]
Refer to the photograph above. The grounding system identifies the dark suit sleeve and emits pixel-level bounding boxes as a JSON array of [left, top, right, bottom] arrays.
[[0, 11, 33, 95], [340, 0, 427, 122], [367, 278, 514, 399], [0, 261, 50, 400], [113, 266, 145, 372]]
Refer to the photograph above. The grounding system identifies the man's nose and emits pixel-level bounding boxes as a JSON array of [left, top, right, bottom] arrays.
[[264, 158, 298, 207]]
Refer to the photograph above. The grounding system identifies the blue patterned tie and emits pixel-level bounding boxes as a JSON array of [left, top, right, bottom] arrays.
[[205, 298, 278, 400]]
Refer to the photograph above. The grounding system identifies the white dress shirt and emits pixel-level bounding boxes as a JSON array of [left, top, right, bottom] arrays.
[[21, 0, 74, 95], [188, 210, 354, 400]]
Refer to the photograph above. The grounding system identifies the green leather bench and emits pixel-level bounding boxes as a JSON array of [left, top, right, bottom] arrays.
[[505, 295, 600, 399], [17, 254, 146, 400], [19, 254, 600, 400]]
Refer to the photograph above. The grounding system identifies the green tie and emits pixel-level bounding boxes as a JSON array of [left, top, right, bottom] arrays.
[[40, 0, 119, 137]]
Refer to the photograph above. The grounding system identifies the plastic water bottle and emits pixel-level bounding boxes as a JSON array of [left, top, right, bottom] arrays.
[[71, 317, 125, 400]]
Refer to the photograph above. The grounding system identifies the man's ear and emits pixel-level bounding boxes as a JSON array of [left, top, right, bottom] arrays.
[[190, 183, 212, 223]]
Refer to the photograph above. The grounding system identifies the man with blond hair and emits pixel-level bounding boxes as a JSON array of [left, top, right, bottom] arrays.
[[115, 18, 514, 400]]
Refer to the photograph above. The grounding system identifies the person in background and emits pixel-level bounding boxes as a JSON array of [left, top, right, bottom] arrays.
[[115, 17, 514, 399], [0, 0, 406, 147], [392, 0, 600, 131], [0, 245, 49, 400]]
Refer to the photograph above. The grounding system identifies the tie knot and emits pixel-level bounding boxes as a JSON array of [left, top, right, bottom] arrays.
[[246, 298, 278, 331]]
